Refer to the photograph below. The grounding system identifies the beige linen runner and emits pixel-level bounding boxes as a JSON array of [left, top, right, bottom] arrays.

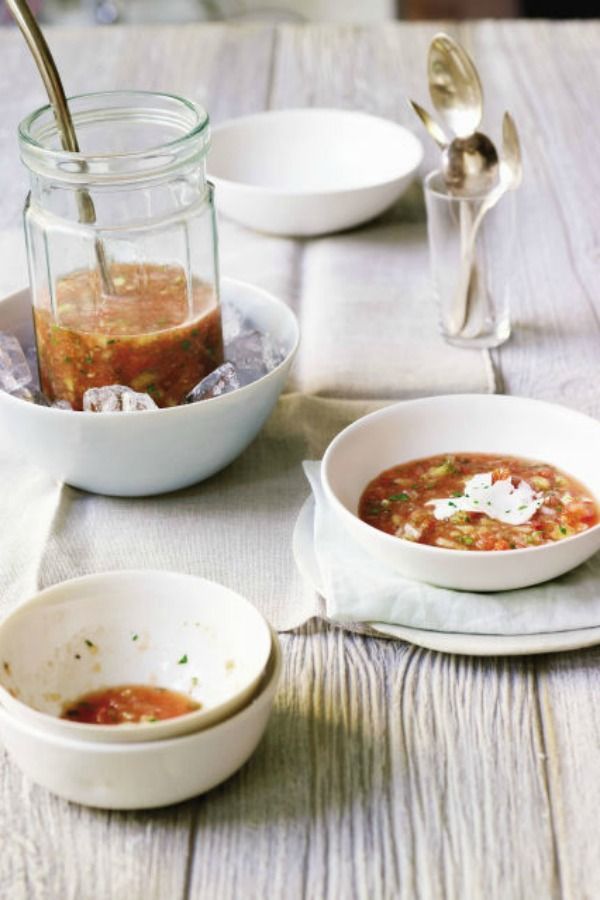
[[0, 217, 495, 630]]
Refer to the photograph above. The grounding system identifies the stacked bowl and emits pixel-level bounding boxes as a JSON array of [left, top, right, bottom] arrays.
[[0, 570, 281, 809]]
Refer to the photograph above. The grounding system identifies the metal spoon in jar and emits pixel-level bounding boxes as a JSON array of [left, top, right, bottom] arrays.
[[427, 32, 499, 196], [6, 0, 113, 292], [457, 113, 522, 339]]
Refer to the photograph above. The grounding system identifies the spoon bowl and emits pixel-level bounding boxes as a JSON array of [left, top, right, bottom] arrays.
[[428, 32, 484, 139]]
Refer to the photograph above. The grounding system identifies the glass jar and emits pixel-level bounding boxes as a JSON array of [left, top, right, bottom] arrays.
[[18, 91, 223, 410]]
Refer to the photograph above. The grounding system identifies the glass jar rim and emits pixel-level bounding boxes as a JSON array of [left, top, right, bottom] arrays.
[[18, 90, 210, 185]]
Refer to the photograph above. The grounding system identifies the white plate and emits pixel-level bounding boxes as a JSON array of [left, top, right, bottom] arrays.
[[293, 496, 600, 656], [208, 108, 423, 236]]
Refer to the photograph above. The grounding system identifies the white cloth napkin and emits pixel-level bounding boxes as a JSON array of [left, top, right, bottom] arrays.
[[303, 461, 600, 636]]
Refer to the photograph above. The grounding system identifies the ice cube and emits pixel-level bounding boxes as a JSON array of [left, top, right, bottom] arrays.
[[184, 362, 241, 403], [8, 386, 50, 406], [24, 344, 40, 389], [83, 385, 158, 413], [0, 332, 32, 393], [220, 301, 246, 344], [225, 330, 285, 386]]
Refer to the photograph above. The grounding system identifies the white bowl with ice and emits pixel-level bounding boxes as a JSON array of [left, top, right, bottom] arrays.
[[0, 278, 299, 496], [208, 108, 423, 236]]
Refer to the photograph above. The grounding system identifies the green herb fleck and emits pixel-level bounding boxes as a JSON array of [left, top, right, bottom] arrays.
[[84, 355, 93, 365], [148, 717, 158, 723], [132, 634, 139, 642], [518, 505, 527, 511], [448, 501, 457, 508], [146, 384, 157, 394], [451, 491, 463, 498], [84, 639, 95, 648], [63, 355, 72, 364], [74, 653, 81, 660], [191, 676, 199, 687], [181, 340, 192, 351], [107, 339, 117, 345], [178, 654, 188, 665], [388, 493, 410, 502], [559, 526, 567, 535]]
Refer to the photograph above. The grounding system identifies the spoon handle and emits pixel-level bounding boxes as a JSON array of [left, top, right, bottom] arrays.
[[408, 100, 447, 150], [6, 0, 113, 291]]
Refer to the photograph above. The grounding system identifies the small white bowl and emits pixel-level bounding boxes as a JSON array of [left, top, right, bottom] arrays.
[[0, 631, 281, 810], [208, 108, 423, 236], [0, 277, 299, 496], [0, 570, 272, 743], [321, 395, 600, 592]]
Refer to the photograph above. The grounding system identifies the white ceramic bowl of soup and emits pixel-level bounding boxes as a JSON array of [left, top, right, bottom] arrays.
[[208, 108, 423, 236], [0, 570, 273, 743], [0, 277, 299, 496], [321, 395, 600, 592], [0, 630, 282, 810]]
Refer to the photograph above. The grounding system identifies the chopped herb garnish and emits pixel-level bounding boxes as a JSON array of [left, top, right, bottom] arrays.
[[451, 491, 463, 498], [84, 639, 95, 648], [148, 717, 158, 723], [448, 501, 457, 508], [74, 653, 81, 660], [518, 505, 527, 511], [178, 654, 188, 665], [132, 634, 139, 642], [181, 340, 192, 351], [146, 384, 157, 394], [191, 676, 199, 687], [84, 355, 93, 365], [388, 492, 410, 502], [559, 526, 567, 535]]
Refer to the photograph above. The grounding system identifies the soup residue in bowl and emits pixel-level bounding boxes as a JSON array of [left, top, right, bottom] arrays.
[[61, 684, 201, 725], [359, 453, 598, 551]]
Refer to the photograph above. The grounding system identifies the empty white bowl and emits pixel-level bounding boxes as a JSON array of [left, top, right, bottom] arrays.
[[0, 277, 299, 496], [208, 108, 423, 236], [0, 570, 272, 743], [321, 395, 600, 592], [0, 631, 282, 809]]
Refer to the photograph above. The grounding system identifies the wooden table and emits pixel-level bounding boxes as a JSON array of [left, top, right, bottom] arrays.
[[1, 20, 599, 900]]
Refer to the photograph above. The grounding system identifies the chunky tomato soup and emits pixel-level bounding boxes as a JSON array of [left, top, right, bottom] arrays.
[[61, 684, 201, 725], [34, 263, 223, 410], [359, 453, 598, 551]]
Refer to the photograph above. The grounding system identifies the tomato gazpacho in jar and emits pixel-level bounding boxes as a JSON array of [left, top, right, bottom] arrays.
[[19, 91, 222, 409], [359, 453, 599, 551]]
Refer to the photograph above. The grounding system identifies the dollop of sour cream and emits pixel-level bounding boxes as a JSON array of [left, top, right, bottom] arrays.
[[427, 472, 544, 526]]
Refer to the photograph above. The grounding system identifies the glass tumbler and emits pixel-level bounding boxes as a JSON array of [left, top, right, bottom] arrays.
[[18, 91, 223, 409], [424, 170, 514, 349]]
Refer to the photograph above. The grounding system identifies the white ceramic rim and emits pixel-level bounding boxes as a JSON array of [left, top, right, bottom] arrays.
[[208, 108, 424, 197], [0, 570, 274, 739], [0, 277, 299, 418], [321, 394, 600, 562], [0, 629, 282, 753], [292, 494, 600, 656]]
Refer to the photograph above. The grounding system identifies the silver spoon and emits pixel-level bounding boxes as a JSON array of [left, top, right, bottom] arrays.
[[427, 33, 499, 196], [458, 113, 522, 338], [6, 0, 113, 292]]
